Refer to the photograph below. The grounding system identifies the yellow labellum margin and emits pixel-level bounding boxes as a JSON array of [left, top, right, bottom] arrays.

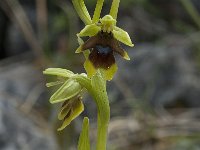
[[84, 58, 117, 81]]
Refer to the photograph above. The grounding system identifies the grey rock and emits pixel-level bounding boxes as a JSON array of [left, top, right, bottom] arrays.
[[0, 58, 58, 150], [115, 35, 200, 108]]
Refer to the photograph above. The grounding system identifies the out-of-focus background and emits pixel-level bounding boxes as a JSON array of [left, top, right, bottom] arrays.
[[0, 0, 200, 150]]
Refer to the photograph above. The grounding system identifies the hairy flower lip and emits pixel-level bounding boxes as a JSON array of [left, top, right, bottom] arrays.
[[82, 31, 129, 60], [81, 31, 129, 80], [89, 46, 115, 69]]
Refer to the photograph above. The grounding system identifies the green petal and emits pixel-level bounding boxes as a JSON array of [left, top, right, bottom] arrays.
[[75, 45, 83, 53], [75, 36, 89, 55], [123, 51, 130, 60], [110, 38, 131, 60], [57, 99, 84, 131], [78, 117, 90, 150], [79, 24, 101, 37], [43, 68, 74, 78], [113, 26, 134, 47], [50, 79, 82, 104], [92, 0, 104, 23], [75, 46, 90, 60], [109, 0, 120, 20], [77, 35, 84, 45]]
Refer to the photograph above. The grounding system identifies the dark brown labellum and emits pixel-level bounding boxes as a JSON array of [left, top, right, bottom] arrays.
[[89, 45, 115, 69]]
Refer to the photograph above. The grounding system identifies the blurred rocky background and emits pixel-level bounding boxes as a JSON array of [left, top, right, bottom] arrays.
[[0, 0, 200, 150]]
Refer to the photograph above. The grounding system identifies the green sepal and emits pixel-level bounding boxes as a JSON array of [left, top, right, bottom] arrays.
[[78, 117, 90, 150], [78, 24, 101, 37], [113, 26, 134, 47], [43, 68, 74, 78], [50, 79, 82, 104]]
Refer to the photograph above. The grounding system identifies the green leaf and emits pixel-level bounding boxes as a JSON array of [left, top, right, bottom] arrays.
[[50, 79, 82, 104], [78, 117, 90, 150], [43, 68, 74, 78], [79, 24, 101, 37], [72, 0, 92, 25], [113, 26, 134, 47]]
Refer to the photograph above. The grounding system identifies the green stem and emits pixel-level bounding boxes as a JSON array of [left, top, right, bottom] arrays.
[[96, 114, 109, 150], [91, 70, 110, 150], [74, 70, 110, 150]]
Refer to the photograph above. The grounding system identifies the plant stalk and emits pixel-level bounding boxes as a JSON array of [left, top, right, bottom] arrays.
[[91, 70, 110, 150], [96, 114, 109, 150]]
